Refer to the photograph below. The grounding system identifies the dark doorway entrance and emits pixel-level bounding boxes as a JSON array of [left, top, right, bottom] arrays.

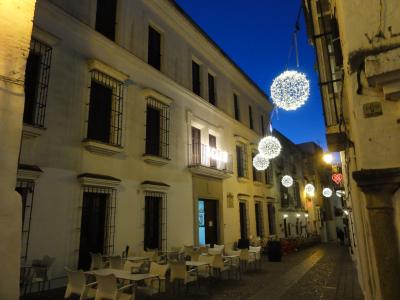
[[144, 195, 162, 250], [283, 218, 288, 238], [198, 199, 218, 245], [239, 202, 248, 239], [78, 192, 107, 270]]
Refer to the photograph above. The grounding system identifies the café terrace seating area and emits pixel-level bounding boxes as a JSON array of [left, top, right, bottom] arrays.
[[20, 243, 265, 300]]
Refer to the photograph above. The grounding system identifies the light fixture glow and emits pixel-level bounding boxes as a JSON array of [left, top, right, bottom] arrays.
[[258, 135, 282, 159], [281, 175, 293, 188], [296, 213, 301, 218], [252, 154, 270, 171], [322, 153, 334, 164], [304, 183, 315, 196], [305, 213, 309, 218], [322, 187, 333, 198], [343, 209, 349, 216], [336, 190, 345, 197], [270, 70, 310, 111], [283, 214, 289, 219]]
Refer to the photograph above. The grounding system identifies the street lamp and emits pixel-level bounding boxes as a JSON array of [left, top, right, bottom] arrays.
[[322, 153, 333, 164]]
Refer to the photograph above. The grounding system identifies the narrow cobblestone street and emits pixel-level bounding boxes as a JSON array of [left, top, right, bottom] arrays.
[[22, 244, 363, 300]]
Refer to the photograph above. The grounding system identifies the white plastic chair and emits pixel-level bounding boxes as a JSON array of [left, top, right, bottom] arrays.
[[64, 267, 96, 299], [95, 274, 133, 300], [137, 262, 169, 297], [239, 249, 256, 271], [28, 256, 56, 293], [196, 255, 214, 280], [90, 253, 104, 270], [212, 254, 231, 279], [170, 262, 197, 294], [249, 246, 262, 269], [109, 256, 123, 270]]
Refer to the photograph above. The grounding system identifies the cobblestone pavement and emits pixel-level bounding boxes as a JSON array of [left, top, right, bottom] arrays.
[[21, 243, 363, 300]]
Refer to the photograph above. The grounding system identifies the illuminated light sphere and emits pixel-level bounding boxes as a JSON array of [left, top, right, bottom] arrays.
[[322, 187, 333, 198], [252, 154, 270, 171], [258, 136, 282, 159], [304, 183, 315, 196], [270, 70, 310, 111], [322, 153, 334, 164], [336, 190, 345, 197], [281, 175, 293, 188]]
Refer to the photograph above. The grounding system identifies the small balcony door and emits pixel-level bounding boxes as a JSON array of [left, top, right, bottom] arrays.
[[192, 127, 201, 164], [78, 192, 107, 270], [239, 202, 248, 239], [209, 134, 217, 168]]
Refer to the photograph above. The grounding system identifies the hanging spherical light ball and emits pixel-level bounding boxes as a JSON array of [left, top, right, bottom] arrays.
[[252, 154, 270, 171], [258, 136, 282, 159], [336, 190, 345, 197], [270, 70, 310, 111], [322, 187, 333, 198], [281, 175, 293, 188], [304, 183, 315, 196]]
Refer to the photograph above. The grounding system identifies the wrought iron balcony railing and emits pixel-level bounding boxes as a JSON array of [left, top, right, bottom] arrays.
[[188, 143, 233, 173]]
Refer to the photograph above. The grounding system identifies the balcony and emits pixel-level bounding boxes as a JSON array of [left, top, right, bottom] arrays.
[[188, 144, 233, 179]]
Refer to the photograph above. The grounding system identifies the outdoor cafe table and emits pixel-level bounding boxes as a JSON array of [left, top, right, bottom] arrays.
[[85, 268, 157, 282], [125, 256, 150, 262], [185, 261, 210, 267]]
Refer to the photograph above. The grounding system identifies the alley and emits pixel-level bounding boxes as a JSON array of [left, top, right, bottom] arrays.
[[22, 244, 363, 300]]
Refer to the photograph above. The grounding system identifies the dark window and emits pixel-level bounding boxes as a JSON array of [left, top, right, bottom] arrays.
[[234, 94, 240, 121], [239, 202, 248, 239], [16, 180, 35, 263], [252, 152, 262, 182], [191, 127, 201, 165], [265, 166, 274, 185], [148, 26, 161, 70], [208, 74, 216, 105], [236, 144, 247, 178], [95, 0, 117, 40], [209, 134, 217, 168], [145, 97, 170, 159], [267, 203, 276, 235], [192, 61, 201, 96], [24, 39, 52, 127], [255, 202, 264, 237], [144, 191, 167, 251], [261, 115, 265, 136], [294, 181, 302, 208], [87, 71, 123, 146], [248, 105, 253, 129], [281, 184, 290, 208], [78, 186, 116, 270]]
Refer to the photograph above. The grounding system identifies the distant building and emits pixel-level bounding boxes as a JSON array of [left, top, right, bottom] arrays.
[[303, 0, 400, 299]]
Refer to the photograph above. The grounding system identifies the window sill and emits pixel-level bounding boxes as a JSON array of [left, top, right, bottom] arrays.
[[237, 177, 249, 183], [22, 124, 46, 139], [82, 140, 123, 156], [142, 154, 170, 166], [253, 181, 263, 186]]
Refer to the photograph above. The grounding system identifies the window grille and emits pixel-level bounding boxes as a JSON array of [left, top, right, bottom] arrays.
[[80, 186, 117, 256], [255, 201, 264, 237], [87, 70, 124, 146], [143, 191, 167, 251], [24, 38, 52, 127], [16, 180, 35, 263], [236, 143, 248, 178], [145, 97, 170, 159]]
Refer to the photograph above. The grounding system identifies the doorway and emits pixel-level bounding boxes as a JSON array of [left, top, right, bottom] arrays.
[[239, 202, 248, 239], [198, 199, 218, 245], [144, 194, 162, 250], [78, 192, 107, 270]]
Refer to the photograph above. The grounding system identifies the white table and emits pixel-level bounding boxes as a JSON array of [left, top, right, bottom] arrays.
[[125, 256, 149, 262], [185, 261, 209, 267], [86, 268, 156, 282]]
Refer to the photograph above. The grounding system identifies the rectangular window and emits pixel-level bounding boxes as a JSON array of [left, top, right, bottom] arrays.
[[252, 152, 262, 182], [16, 180, 35, 263], [144, 191, 167, 251], [148, 26, 161, 70], [145, 97, 170, 159], [24, 38, 52, 127], [239, 201, 248, 239], [248, 105, 253, 129], [191, 127, 201, 165], [265, 166, 274, 185], [255, 202, 264, 237], [78, 186, 116, 270], [87, 70, 123, 146], [294, 181, 302, 208], [267, 203, 276, 235], [209, 134, 217, 168], [236, 144, 247, 178], [208, 73, 216, 105], [281, 184, 290, 208], [95, 0, 117, 40], [261, 115, 265, 136], [233, 94, 240, 121], [192, 61, 201, 96]]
